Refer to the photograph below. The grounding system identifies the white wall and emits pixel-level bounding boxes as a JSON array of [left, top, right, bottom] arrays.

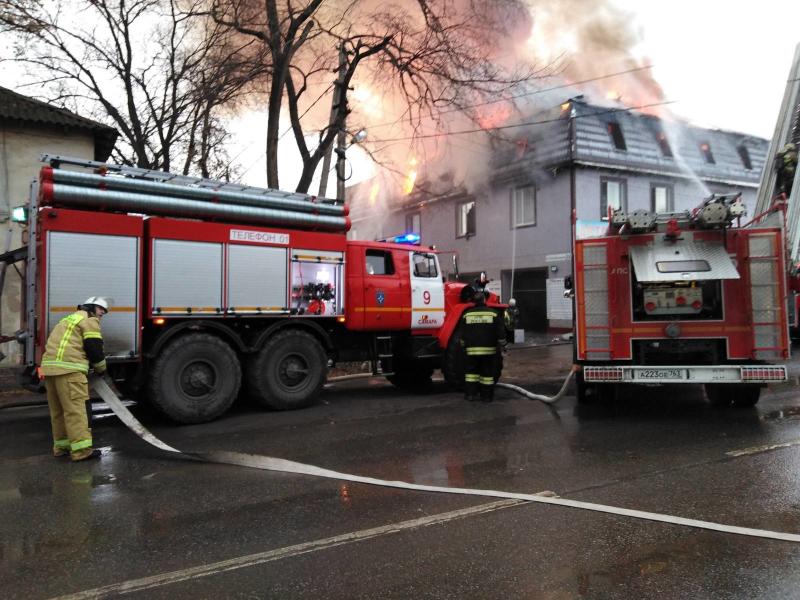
[[575, 167, 759, 220], [0, 126, 95, 366]]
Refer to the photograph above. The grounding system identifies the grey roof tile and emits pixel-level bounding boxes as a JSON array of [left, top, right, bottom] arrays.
[[494, 98, 767, 185], [0, 86, 118, 160]]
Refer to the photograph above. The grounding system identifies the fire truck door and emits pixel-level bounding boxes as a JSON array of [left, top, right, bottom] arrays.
[[362, 248, 409, 329], [410, 251, 445, 329]]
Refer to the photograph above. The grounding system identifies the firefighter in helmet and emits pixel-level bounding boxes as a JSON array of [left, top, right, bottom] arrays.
[[40, 297, 109, 461], [775, 142, 797, 195], [504, 298, 520, 343], [460, 288, 506, 403]]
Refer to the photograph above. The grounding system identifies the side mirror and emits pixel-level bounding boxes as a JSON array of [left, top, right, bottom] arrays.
[[564, 275, 573, 290]]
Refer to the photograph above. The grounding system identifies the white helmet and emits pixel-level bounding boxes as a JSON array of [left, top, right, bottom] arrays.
[[509, 298, 517, 307], [82, 296, 110, 311]]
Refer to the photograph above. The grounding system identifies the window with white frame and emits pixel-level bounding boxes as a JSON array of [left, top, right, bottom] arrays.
[[456, 201, 476, 238], [511, 185, 536, 228], [651, 184, 674, 213], [405, 212, 421, 234], [600, 178, 626, 219]]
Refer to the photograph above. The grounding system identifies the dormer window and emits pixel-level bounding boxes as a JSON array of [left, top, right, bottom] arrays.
[[607, 121, 627, 151], [700, 142, 715, 164], [737, 145, 753, 170], [655, 131, 673, 157]]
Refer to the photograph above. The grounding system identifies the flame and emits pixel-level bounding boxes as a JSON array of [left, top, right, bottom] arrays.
[[402, 157, 418, 195], [474, 103, 513, 130], [369, 181, 380, 205]]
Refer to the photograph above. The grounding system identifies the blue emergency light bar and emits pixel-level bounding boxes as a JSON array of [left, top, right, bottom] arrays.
[[391, 233, 421, 245]]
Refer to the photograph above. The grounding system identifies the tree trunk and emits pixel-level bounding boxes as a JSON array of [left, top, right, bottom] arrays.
[[265, 67, 286, 189]]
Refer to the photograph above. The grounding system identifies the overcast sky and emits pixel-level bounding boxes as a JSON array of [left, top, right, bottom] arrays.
[[5, 1, 798, 188], [612, 0, 800, 139]]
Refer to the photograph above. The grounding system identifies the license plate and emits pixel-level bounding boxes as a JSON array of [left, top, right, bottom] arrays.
[[635, 368, 686, 380]]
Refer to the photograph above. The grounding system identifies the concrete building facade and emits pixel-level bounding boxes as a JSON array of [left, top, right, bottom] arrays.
[[349, 97, 768, 331], [0, 86, 117, 367]]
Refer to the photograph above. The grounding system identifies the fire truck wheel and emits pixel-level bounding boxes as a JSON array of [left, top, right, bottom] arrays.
[[595, 383, 618, 403], [386, 366, 434, 391], [148, 333, 241, 424], [575, 371, 594, 404], [732, 385, 761, 407], [246, 329, 327, 410], [443, 329, 465, 391], [704, 383, 733, 407]]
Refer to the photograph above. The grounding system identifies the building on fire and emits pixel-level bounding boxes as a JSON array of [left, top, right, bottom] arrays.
[[347, 96, 769, 332]]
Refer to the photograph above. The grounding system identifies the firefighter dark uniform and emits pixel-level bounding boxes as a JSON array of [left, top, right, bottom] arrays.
[[40, 301, 107, 461], [460, 292, 506, 402], [776, 142, 797, 195]]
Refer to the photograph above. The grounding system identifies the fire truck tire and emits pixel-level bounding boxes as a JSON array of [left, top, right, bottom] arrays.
[[704, 384, 729, 407], [246, 330, 327, 410], [595, 383, 618, 403], [443, 330, 465, 390], [148, 333, 241, 424], [575, 371, 593, 404], [386, 366, 434, 391], [705, 383, 761, 407], [732, 385, 761, 407]]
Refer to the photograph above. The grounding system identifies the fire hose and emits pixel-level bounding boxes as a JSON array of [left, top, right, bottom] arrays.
[[495, 368, 576, 404], [327, 364, 577, 406], [88, 374, 800, 544]]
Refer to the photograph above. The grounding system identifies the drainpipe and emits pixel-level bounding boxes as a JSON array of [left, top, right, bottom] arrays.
[[567, 102, 578, 353]]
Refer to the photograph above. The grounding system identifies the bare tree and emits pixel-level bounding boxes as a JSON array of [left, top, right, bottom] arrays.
[[211, 0, 543, 193], [1, 0, 264, 176]]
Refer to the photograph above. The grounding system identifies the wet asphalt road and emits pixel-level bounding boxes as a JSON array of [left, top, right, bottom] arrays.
[[3, 344, 800, 599]]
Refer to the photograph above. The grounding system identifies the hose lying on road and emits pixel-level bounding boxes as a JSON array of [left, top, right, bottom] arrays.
[[496, 368, 576, 405], [88, 374, 800, 544], [328, 367, 577, 406]]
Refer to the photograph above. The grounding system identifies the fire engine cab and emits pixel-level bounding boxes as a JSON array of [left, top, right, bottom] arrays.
[[571, 194, 789, 407], [14, 155, 501, 423]]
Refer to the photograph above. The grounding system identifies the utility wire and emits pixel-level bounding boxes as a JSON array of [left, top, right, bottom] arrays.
[[368, 100, 677, 144], [365, 64, 656, 131], [232, 66, 664, 183]]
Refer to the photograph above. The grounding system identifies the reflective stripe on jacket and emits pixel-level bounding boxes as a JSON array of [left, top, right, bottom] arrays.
[[40, 310, 106, 376], [460, 306, 506, 353]]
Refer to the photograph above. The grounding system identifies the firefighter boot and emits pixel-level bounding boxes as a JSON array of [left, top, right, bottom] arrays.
[[464, 374, 480, 402], [71, 448, 101, 462], [479, 378, 495, 403], [53, 442, 70, 457]]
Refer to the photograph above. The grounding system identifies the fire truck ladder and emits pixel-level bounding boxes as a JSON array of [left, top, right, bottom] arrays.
[[580, 243, 612, 360], [753, 43, 800, 257], [747, 232, 786, 360]]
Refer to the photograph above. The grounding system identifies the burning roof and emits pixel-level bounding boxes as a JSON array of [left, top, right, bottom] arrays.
[[492, 97, 768, 187]]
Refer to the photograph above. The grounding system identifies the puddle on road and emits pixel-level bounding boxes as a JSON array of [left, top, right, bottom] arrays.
[[762, 406, 800, 422], [91, 473, 118, 487]]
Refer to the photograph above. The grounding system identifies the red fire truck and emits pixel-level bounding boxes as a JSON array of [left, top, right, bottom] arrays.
[[571, 196, 789, 407], [571, 43, 800, 407], [15, 155, 498, 423]]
